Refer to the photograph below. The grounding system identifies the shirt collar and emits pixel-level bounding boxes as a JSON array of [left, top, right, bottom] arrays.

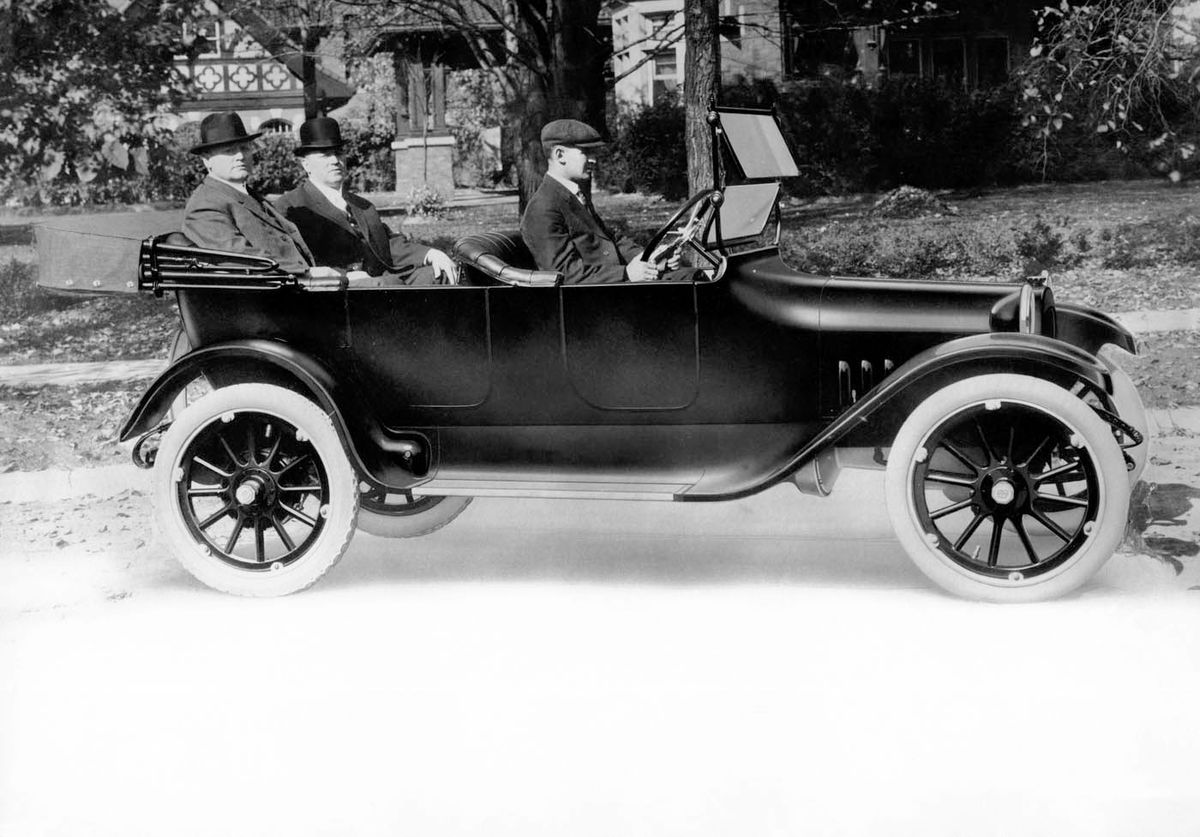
[[209, 175, 248, 195], [309, 179, 348, 212], [548, 171, 587, 202]]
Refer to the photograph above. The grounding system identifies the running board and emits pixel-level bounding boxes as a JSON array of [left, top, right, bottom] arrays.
[[412, 479, 688, 502]]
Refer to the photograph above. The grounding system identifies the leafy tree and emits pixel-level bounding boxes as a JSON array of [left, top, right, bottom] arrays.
[[1019, 0, 1200, 180], [679, 0, 943, 193], [215, 0, 345, 119], [0, 0, 197, 205], [349, 1, 608, 208]]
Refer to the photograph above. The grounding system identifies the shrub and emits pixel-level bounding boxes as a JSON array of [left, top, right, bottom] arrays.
[[403, 184, 445, 218], [1098, 213, 1200, 268], [247, 134, 302, 195], [599, 96, 688, 200], [447, 69, 507, 189], [340, 123, 395, 192], [1013, 216, 1065, 268], [722, 77, 1027, 196], [782, 217, 1017, 280]]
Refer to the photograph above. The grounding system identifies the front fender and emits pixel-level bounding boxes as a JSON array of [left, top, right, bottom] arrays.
[[1056, 302, 1138, 355], [785, 332, 1112, 484]]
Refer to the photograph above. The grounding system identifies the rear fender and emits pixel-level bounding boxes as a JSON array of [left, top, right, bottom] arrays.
[[119, 340, 392, 491]]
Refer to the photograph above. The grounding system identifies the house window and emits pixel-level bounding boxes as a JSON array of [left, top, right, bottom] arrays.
[[652, 50, 678, 103], [260, 118, 293, 134], [646, 11, 675, 37], [976, 37, 1009, 86], [183, 19, 223, 59], [931, 38, 966, 88], [888, 38, 921, 76]]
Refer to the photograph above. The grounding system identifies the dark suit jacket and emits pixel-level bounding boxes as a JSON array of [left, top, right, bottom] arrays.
[[520, 175, 642, 284], [182, 177, 314, 274], [274, 181, 429, 278]]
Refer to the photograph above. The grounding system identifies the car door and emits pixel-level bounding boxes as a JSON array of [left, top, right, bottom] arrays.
[[559, 279, 699, 411]]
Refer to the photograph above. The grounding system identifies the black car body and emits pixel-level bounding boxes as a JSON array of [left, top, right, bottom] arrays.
[[85, 108, 1146, 600]]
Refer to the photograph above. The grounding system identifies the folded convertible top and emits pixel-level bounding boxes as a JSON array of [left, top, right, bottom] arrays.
[[35, 210, 184, 294]]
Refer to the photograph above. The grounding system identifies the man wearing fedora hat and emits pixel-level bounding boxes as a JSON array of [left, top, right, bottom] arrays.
[[182, 112, 340, 281], [521, 118, 681, 284], [275, 116, 457, 286]]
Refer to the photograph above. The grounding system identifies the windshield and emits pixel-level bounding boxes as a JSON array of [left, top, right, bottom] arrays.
[[716, 109, 799, 180], [706, 183, 780, 245]]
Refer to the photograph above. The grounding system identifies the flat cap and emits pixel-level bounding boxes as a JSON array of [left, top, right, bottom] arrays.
[[540, 119, 606, 149]]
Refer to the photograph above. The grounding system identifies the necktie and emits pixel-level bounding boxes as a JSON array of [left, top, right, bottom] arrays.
[[580, 190, 616, 244]]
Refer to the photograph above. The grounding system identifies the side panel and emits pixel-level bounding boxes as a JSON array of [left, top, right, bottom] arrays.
[[178, 287, 349, 362], [346, 286, 491, 413]]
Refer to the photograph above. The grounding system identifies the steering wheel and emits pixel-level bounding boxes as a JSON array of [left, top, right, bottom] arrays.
[[639, 190, 723, 269]]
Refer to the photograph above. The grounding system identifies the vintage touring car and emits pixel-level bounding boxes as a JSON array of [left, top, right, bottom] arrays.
[[38, 107, 1147, 601]]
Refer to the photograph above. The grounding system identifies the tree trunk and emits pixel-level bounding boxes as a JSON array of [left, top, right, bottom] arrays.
[[548, 0, 605, 129], [511, 69, 549, 211], [302, 30, 320, 119], [684, 0, 720, 193]]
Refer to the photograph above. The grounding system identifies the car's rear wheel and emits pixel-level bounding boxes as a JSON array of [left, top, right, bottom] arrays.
[[885, 374, 1130, 602], [154, 383, 358, 596], [358, 490, 472, 538]]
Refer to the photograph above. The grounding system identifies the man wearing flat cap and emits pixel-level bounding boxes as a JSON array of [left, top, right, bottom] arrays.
[[521, 118, 675, 284], [182, 111, 337, 279], [276, 116, 457, 285]]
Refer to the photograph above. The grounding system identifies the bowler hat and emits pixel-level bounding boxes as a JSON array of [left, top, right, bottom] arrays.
[[294, 116, 344, 155], [540, 119, 605, 149], [189, 112, 262, 154]]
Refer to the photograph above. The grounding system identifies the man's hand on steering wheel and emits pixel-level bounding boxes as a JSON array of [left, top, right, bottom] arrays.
[[625, 258, 662, 282]]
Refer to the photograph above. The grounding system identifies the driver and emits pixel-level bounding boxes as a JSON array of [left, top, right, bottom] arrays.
[[521, 119, 686, 284]]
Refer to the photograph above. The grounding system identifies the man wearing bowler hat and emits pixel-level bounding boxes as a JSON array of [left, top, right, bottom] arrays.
[[182, 111, 339, 280], [521, 118, 681, 284], [276, 116, 457, 285]]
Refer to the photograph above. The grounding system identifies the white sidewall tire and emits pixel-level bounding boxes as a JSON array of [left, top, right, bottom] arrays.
[[1102, 360, 1149, 485], [358, 495, 472, 538], [885, 374, 1130, 603], [154, 383, 358, 597]]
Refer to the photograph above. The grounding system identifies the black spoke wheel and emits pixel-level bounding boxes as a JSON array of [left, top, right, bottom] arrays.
[[154, 384, 358, 596], [176, 411, 329, 571], [357, 489, 472, 539], [886, 374, 1130, 602], [912, 403, 1097, 580]]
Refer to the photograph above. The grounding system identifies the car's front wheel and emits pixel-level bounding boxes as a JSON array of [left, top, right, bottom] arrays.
[[885, 374, 1130, 602], [154, 383, 358, 596]]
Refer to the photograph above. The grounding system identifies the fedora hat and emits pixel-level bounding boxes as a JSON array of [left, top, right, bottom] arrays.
[[189, 112, 261, 154], [294, 116, 344, 155]]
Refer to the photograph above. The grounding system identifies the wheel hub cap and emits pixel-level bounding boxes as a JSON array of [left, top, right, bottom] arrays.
[[234, 479, 261, 506], [990, 479, 1016, 506]]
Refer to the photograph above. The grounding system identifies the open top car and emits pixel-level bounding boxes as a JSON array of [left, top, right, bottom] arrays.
[[40, 107, 1147, 601]]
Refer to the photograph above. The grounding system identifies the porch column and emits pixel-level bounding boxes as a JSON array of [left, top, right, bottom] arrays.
[[392, 59, 455, 199]]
